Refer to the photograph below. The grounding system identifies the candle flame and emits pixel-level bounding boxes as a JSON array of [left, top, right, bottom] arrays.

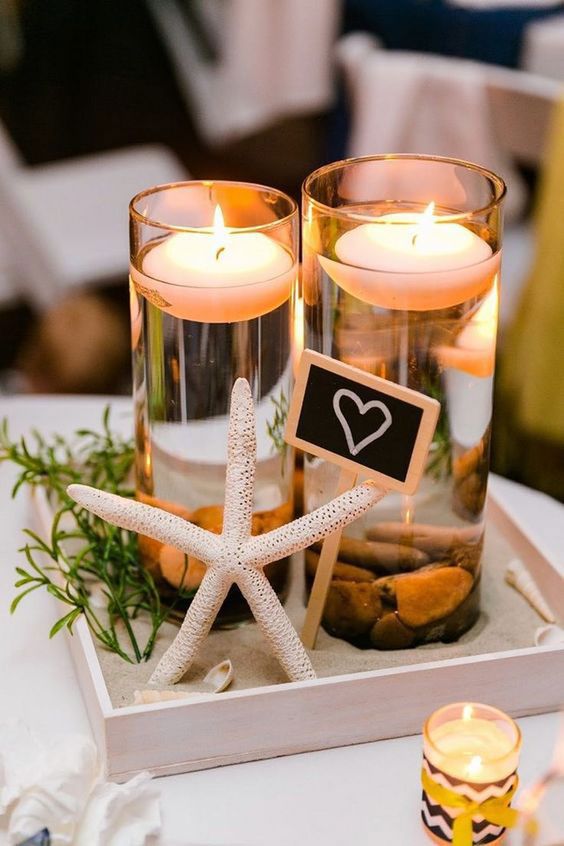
[[412, 201, 435, 249], [212, 204, 227, 260], [401, 496, 414, 524], [143, 442, 152, 480], [422, 201, 435, 224], [467, 755, 483, 778], [462, 704, 473, 721]]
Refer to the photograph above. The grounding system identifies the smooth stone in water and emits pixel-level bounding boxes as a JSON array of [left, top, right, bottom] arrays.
[[451, 537, 484, 574], [323, 581, 382, 639], [366, 521, 481, 556], [396, 566, 474, 628], [191, 501, 293, 535], [305, 549, 374, 583], [159, 545, 206, 590], [370, 612, 415, 649], [137, 495, 193, 576], [453, 471, 487, 519], [313, 536, 429, 572]]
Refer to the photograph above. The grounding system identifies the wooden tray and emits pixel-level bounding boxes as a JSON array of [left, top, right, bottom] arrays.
[[32, 487, 564, 782]]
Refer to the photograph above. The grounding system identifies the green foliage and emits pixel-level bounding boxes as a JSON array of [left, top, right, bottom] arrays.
[[425, 378, 453, 481], [266, 390, 290, 474], [0, 409, 181, 663]]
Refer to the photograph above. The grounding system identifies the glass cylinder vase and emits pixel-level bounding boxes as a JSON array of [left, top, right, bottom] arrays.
[[301, 154, 505, 649], [422, 703, 521, 846], [129, 180, 298, 625]]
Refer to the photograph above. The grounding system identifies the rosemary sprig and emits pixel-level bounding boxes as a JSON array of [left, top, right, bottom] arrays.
[[266, 390, 289, 475], [0, 409, 173, 663], [424, 377, 452, 481]]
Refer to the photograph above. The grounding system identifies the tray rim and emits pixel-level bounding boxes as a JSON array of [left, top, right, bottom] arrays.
[[30, 484, 564, 779]]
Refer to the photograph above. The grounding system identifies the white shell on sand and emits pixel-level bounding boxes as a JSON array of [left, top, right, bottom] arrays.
[[505, 558, 556, 623], [68, 379, 385, 686], [203, 659, 234, 693], [535, 624, 564, 647]]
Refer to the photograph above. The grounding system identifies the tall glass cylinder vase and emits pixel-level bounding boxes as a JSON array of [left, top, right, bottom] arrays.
[[129, 181, 298, 625], [301, 155, 505, 649]]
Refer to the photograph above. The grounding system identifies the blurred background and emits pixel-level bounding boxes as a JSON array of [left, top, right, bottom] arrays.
[[0, 0, 563, 499]]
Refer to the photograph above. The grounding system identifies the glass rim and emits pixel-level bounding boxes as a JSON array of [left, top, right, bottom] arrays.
[[302, 153, 507, 223], [129, 179, 299, 234], [423, 702, 522, 763]]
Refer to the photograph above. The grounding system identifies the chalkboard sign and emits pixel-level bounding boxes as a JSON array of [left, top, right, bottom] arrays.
[[285, 350, 440, 494]]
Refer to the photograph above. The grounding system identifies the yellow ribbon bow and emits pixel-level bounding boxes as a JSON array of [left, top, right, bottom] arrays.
[[421, 767, 520, 846]]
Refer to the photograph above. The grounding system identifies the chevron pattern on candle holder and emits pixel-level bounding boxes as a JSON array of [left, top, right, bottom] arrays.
[[421, 756, 517, 845]]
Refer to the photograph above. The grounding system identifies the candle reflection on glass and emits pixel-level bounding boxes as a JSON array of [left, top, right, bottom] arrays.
[[437, 283, 499, 379], [292, 292, 305, 375], [438, 282, 499, 451]]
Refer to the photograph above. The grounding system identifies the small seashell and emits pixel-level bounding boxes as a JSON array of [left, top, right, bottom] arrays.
[[505, 558, 556, 623], [133, 689, 207, 705], [535, 624, 564, 647], [203, 659, 234, 693]]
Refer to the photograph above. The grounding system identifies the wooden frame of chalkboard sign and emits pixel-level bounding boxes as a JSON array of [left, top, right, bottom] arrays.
[[285, 349, 440, 495], [286, 350, 440, 648]]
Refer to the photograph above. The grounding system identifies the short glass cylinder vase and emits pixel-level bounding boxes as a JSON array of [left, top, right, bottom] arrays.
[[129, 180, 298, 625], [422, 703, 521, 846], [302, 154, 505, 649]]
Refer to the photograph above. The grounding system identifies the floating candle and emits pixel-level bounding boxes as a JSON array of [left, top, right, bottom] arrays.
[[320, 203, 499, 311], [130, 206, 295, 322]]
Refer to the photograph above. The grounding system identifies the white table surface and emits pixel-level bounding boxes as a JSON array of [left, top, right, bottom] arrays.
[[1, 395, 563, 846]]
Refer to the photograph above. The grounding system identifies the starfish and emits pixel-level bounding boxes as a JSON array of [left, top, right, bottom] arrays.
[[68, 379, 385, 686]]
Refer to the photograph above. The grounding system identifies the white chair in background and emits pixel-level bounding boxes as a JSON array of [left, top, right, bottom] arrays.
[[146, 0, 341, 145], [0, 123, 186, 311], [522, 13, 564, 83], [336, 33, 562, 331], [0, 120, 22, 308]]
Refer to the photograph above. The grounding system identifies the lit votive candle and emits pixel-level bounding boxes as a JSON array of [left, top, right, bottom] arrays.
[[130, 205, 296, 323], [320, 203, 499, 311], [422, 703, 521, 846]]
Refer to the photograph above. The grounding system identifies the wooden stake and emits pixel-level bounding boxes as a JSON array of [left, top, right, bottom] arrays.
[[301, 467, 359, 649]]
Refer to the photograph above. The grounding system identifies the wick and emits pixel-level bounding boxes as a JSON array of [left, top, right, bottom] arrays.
[[411, 233, 418, 248], [215, 246, 225, 261]]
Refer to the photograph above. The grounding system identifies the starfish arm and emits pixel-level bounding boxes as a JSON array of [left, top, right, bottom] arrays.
[[245, 480, 386, 566], [236, 567, 316, 682], [222, 378, 256, 542], [67, 484, 221, 561], [149, 567, 231, 685]]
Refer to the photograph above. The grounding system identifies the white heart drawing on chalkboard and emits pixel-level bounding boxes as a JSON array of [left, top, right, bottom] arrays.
[[333, 389, 393, 457]]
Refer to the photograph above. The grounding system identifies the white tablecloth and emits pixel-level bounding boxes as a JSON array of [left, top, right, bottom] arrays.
[[1, 395, 562, 845]]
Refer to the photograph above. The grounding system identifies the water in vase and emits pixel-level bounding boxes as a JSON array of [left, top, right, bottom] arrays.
[[132, 288, 294, 625], [302, 231, 499, 649]]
